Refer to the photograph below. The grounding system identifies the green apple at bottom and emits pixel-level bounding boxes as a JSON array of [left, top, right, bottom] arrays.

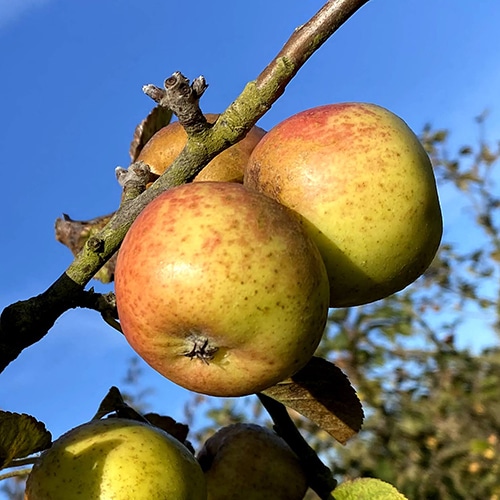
[[24, 418, 207, 499]]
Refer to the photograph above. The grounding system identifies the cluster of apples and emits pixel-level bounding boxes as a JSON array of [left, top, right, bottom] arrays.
[[25, 103, 442, 499], [114, 102, 443, 398], [25, 418, 308, 499]]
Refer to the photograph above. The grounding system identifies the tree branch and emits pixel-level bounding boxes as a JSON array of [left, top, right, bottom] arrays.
[[0, 0, 370, 372]]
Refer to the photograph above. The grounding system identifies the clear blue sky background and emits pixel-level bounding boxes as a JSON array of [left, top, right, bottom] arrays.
[[1, 0, 500, 466]]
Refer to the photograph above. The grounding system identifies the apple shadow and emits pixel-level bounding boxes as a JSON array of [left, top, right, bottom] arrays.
[[298, 217, 386, 308]]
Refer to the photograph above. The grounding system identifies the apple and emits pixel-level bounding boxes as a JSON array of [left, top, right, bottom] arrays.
[[24, 418, 207, 499], [137, 114, 266, 183], [114, 182, 329, 397], [197, 423, 308, 500], [332, 478, 408, 499], [245, 102, 443, 307]]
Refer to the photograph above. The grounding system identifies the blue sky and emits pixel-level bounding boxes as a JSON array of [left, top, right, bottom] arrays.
[[1, 0, 500, 467]]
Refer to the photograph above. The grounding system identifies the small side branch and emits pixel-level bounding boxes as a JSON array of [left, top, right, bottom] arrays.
[[143, 72, 209, 134]]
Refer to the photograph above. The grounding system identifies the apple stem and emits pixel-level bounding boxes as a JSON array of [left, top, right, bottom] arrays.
[[257, 392, 338, 499]]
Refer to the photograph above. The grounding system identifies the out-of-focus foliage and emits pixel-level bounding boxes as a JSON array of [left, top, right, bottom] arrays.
[[184, 116, 500, 500]]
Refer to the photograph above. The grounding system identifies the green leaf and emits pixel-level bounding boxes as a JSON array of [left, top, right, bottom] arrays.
[[332, 478, 408, 500], [0, 411, 52, 468]]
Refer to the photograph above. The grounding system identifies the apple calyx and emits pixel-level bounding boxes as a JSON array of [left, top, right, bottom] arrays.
[[184, 334, 219, 364]]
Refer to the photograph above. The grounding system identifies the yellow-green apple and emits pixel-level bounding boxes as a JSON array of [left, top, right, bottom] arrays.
[[197, 423, 308, 500], [24, 418, 207, 499], [137, 114, 266, 183], [245, 103, 443, 307], [114, 182, 329, 397], [332, 478, 408, 499]]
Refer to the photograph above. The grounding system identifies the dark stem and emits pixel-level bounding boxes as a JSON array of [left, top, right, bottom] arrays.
[[257, 393, 338, 499]]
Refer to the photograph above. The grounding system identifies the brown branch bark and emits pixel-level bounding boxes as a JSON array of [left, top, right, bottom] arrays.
[[0, 0, 370, 372]]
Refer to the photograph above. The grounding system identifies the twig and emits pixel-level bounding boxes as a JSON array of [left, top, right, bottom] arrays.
[[0, 0, 370, 372], [0, 467, 32, 482], [2, 457, 38, 469], [0, 465, 33, 482], [143, 72, 209, 134]]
